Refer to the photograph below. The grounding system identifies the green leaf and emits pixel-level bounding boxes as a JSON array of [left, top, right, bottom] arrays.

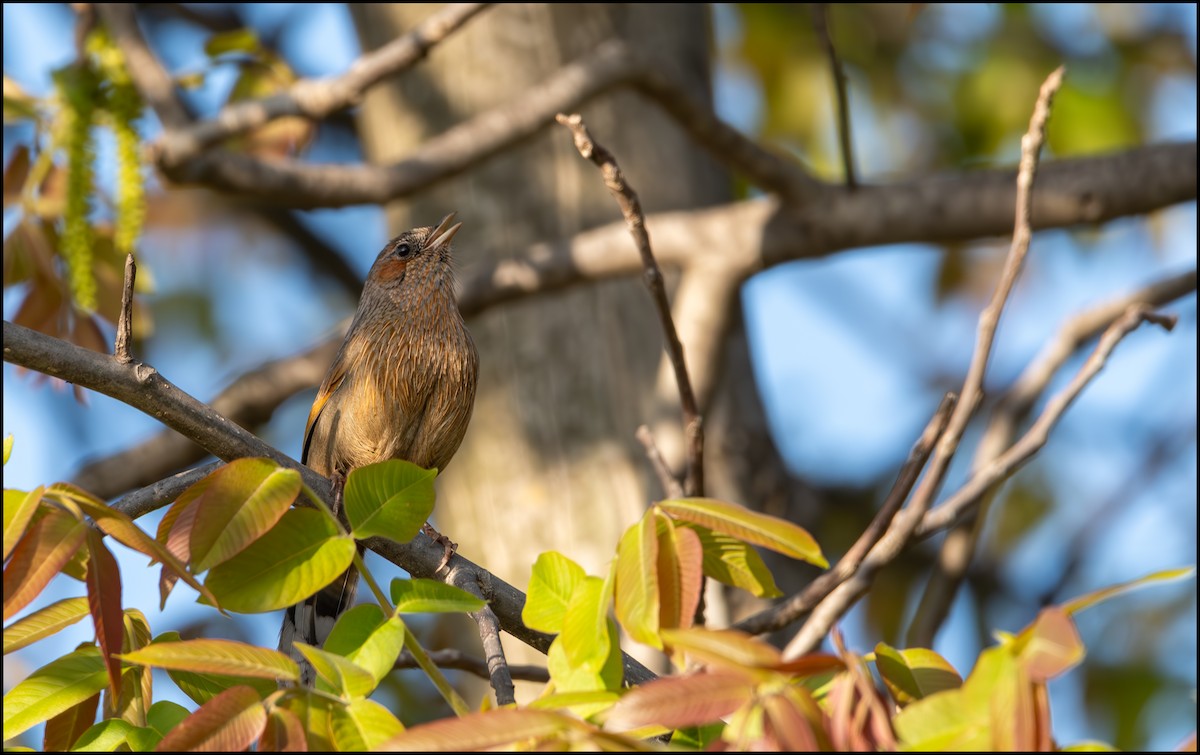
[[546, 619, 623, 696], [204, 508, 356, 613], [523, 551, 587, 634], [613, 509, 660, 649], [2, 645, 109, 741], [154, 685, 266, 753], [344, 459, 437, 542], [560, 576, 611, 673], [69, 719, 135, 751], [293, 642, 377, 699], [185, 458, 301, 573], [324, 604, 406, 684], [1060, 566, 1195, 617], [874, 643, 962, 707], [119, 638, 298, 682], [3, 596, 90, 654], [204, 28, 261, 57], [688, 524, 782, 598], [1061, 741, 1120, 751], [660, 498, 827, 567], [3, 484, 43, 560], [3, 434, 12, 464], [330, 698, 405, 751], [390, 578, 485, 614], [140, 700, 191, 750]]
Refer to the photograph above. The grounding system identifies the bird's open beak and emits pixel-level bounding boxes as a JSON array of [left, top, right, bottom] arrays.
[[427, 212, 463, 251]]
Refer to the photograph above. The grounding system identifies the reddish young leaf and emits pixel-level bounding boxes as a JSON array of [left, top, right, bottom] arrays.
[[761, 687, 831, 752], [154, 685, 267, 753], [655, 514, 703, 632], [84, 528, 124, 699], [41, 691, 99, 752], [3, 508, 88, 620], [381, 708, 576, 751], [1014, 607, 1085, 683], [604, 669, 755, 732], [186, 459, 302, 573], [260, 705, 307, 752]]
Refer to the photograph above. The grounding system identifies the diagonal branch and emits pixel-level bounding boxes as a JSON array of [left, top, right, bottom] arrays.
[[906, 266, 1198, 646], [558, 112, 705, 497], [812, 3, 857, 189], [154, 3, 491, 168], [2, 319, 658, 686]]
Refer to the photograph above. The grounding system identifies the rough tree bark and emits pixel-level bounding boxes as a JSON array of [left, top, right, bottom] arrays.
[[347, 3, 809, 647]]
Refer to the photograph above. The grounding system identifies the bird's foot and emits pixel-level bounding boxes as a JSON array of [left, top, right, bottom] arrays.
[[422, 521, 458, 572]]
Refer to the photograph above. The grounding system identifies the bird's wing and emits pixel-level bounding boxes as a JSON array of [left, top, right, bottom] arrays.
[[302, 351, 350, 466]]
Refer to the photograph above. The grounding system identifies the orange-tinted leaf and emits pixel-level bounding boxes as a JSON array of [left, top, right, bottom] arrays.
[[761, 687, 830, 752], [41, 690, 99, 752], [84, 529, 123, 699], [661, 627, 781, 670], [184, 459, 301, 573], [604, 669, 754, 732], [1013, 607, 1085, 683], [3, 596, 90, 654], [772, 652, 845, 677], [4, 485, 44, 560], [155, 685, 266, 753], [3, 508, 88, 620], [381, 708, 576, 751], [656, 514, 703, 632], [660, 498, 827, 567], [119, 638, 298, 682], [874, 642, 962, 706], [614, 509, 660, 648], [47, 483, 219, 611], [260, 704, 307, 752], [2, 144, 29, 207]]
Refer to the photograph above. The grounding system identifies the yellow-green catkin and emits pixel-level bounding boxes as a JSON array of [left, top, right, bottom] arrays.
[[59, 64, 99, 313], [90, 29, 144, 258]]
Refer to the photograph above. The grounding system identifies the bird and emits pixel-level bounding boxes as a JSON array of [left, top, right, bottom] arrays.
[[280, 211, 479, 685]]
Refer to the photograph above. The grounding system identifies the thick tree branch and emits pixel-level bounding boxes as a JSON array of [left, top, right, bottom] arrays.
[[154, 3, 492, 168], [3, 320, 658, 686]]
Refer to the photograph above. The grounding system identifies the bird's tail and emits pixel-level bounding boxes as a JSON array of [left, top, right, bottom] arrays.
[[279, 550, 362, 686]]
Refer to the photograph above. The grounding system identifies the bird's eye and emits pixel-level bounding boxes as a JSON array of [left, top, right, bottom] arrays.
[[394, 243, 412, 259]]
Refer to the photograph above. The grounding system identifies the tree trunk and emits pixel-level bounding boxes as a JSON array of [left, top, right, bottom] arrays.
[[349, 2, 814, 683]]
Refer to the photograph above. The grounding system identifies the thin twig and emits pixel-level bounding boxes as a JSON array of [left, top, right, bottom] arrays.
[[916, 305, 1178, 538], [154, 3, 492, 168], [812, 4, 856, 189], [733, 392, 956, 636], [114, 253, 136, 363], [394, 649, 549, 684], [557, 112, 705, 497], [636, 425, 684, 499], [779, 67, 1066, 660], [907, 266, 1197, 646], [95, 4, 191, 129], [901, 67, 1066, 530]]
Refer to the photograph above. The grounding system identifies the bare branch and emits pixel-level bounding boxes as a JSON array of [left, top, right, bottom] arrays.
[[779, 67, 1066, 660], [916, 305, 1178, 539], [812, 4, 856, 189], [111, 461, 221, 521], [557, 112, 705, 497], [394, 649, 549, 684], [734, 392, 956, 636], [155, 3, 492, 168], [95, 3, 191, 129], [446, 566, 516, 706], [907, 266, 1198, 645], [3, 318, 658, 686], [114, 253, 136, 363]]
